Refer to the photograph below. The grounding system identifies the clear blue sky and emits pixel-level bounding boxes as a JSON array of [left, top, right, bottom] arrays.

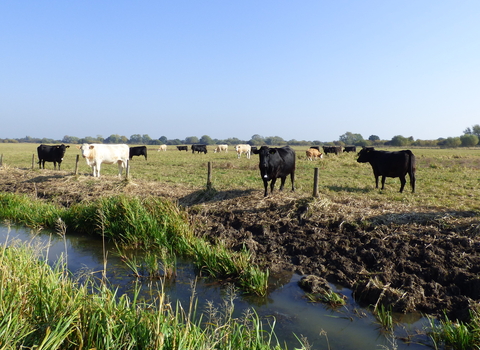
[[1, 1, 479, 142]]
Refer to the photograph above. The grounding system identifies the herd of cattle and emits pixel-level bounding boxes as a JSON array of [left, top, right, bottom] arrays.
[[36, 143, 416, 196]]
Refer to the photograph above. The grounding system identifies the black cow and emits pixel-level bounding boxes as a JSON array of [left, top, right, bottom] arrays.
[[357, 148, 416, 193], [177, 146, 188, 151], [252, 146, 296, 197], [191, 144, 207, 154], [322, 146, 342, 155], [129, 146, 147, 160], [343, 146, 357, 153], [37, 144, 70, 170], [250, 146, 258, 153]]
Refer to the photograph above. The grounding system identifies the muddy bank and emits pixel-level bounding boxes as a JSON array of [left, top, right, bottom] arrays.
[[1, 168, 480, 321]]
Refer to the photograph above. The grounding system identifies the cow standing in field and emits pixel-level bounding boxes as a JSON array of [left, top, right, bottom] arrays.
[[77, 143, 129, 177], [129, 146, 147, 160], [214, 144, 228, 153], [37, 144, 70, 170], [344, 146, 357, 153], [191, 144, 208, 154], [306, 148, 323, 161], [158, 144, 167, 152], [252, 146, 296, 197], [235, 144, 251, 159], [177, 146, 188, 151], [356, 148, 416, 193]]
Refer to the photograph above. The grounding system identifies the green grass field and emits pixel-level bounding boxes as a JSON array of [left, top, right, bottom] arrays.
[[1, 143, 480, 212]]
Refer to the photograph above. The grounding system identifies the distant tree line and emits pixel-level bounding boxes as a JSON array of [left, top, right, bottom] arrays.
[[1, 125, 479, 148]]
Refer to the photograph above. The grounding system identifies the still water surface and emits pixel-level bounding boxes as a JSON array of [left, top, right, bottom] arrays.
[[0, 224, 430, 350]]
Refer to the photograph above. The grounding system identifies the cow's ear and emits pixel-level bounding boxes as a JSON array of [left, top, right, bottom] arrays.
[[252, 149, 259, 154], [89, 145, 94, 149], [66, 145, 70, 148], [269, 149, 277, 155]]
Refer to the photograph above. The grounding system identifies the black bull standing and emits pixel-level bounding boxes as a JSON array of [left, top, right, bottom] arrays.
[[252, 146, 296, 197], [356, 148, 416, 193]]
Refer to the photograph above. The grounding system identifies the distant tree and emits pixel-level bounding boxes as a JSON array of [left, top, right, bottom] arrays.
[[141, 134, 152, 144], [158, 136, 168, 144], [185, 136, 199, 144], [464, 125, 480, 140], [265, 136, 286, 145], [390, 135, 410, 147], [442, 137, 461, 148], [249, 134, 265, 145], [339, 132, 364, 146], [167, 139, 182, 145], [119, 136, 128, 143], [460, 134, 479, 147], [224, 137, 242, 145], [96, 135, 104, 143], [104, 134, 121, 144], [199, 135, 214, 145], [368, 135, 380, 142], [80, 136, 97, 144], [129, 134, 142, 144], [62, 135, 80, 144]]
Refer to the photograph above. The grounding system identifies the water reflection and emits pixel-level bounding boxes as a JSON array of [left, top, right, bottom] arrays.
[[0, 224, 430, 350]]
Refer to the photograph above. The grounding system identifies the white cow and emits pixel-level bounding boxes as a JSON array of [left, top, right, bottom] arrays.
[[235, 144, 251, 159], [158, 144, 167, 152], [77, 143, 129, 177], [214, 144, 228, 153]]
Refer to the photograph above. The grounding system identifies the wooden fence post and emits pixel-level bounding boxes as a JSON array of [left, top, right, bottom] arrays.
[[0, 154, 3, 167], [313, 168, 319, 197], [207, 162, 212, 189], [32, 154, 35, 170], [74, 155, 79, 175]]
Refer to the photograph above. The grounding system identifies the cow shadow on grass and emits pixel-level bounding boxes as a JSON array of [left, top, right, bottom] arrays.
[[367, 210, 478, 227], [326, 185, 370, 193], [24, 174, 67, 183], [178, 188, 256, 207]]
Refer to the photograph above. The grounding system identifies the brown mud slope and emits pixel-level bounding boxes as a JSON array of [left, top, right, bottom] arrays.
[[1, 168, 480, 321]]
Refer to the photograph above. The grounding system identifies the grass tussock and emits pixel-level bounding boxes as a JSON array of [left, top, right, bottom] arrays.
[[0, 240, 299, 350], [0, 192, 269, 296]]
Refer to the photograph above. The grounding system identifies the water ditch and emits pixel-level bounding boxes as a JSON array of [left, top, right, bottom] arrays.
[[0, 224, 432, 349]]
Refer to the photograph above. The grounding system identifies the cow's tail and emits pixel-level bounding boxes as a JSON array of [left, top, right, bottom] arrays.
[[405, 150, 416, 192]]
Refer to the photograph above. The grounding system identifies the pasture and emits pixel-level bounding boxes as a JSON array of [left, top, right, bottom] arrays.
[[1, 143, 480, 212]]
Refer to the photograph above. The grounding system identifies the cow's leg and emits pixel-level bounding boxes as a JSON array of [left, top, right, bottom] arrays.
[[262, 179, 269, 197], [279, 177, 286, 191], [409, 172, 416, 193], [290, 172, 295, 192], [399, 176, 406, 193], [374, 175, 379, 189], [117, 160, 125, 177], [270, 178, 277, 194], [381, 176, 386, 190]]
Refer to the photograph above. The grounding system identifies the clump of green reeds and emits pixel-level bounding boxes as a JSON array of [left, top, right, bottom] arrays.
[[0, 193, 269, 296], [427, 311, 480, 350], [0, 240, 303, 349], [305, 290, 347, 308]]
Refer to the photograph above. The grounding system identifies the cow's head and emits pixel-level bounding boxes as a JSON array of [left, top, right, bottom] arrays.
[[356, 147, 374, 163], [253, 146, 277, 179]]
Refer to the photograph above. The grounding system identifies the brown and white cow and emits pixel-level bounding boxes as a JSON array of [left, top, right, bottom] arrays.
[[214, 144, 228, 153], [77, 143, 129, 177], [306, 148, 323, 161], [235, 144, 251, 159], [157, 144, 167, 152]]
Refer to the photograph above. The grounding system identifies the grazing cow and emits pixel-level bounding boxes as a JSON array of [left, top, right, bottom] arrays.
[[344, 146, 357, 153], [191, 144, 208, 154], [306, 148, 323, 161], [357, 148, 416, 193], [129, 146, 147, 160], [214, 144, 228, 153], [77, 143, 129, 177], [177, 146, 188, 151], [323, 146, 343, 155], [157, 144, 167, 152], [252, 146, 296, 197], [235, 144, 251, 159], [37, 144, 70, 170]]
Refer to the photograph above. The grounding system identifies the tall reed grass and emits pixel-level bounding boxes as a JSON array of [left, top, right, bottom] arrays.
[[0, 192, 269, 295], [0, 240, 299, 349]]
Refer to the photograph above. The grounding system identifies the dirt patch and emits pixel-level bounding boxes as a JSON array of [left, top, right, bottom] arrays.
[[2, 167, 480, 321]]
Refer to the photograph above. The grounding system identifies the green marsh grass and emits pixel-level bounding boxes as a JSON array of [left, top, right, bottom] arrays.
[[0, 240, 297, 349]]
